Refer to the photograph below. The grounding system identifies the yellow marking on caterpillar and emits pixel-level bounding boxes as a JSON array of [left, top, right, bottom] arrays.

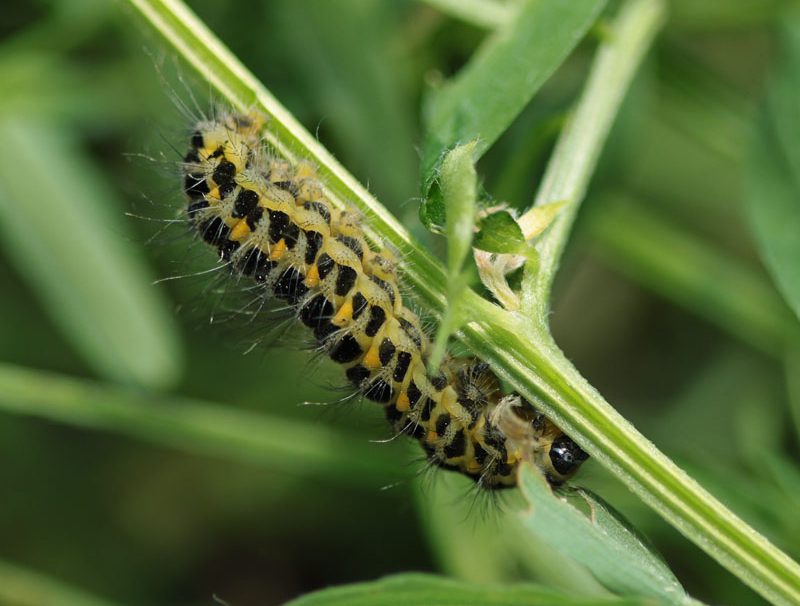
[[332, 299, 353, 327], [305, 264, 320, 287], [269, 239, 287, 261], [396, 391, 410, 412], [229, 220, 250, 241], [207, 187, 221, 203], [363, 343, 382, 370]]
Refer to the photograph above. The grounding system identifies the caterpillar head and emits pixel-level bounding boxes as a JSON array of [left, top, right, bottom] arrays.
[[493, 395, 589, 487]]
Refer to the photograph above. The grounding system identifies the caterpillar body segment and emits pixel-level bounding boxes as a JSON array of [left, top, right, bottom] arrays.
[[180, 112, 588, 489]]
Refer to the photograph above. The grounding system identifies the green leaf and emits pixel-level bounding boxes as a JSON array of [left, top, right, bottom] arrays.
[[421, 0, 606, 191], [428, 143, 478, 369], [441, 142, 479, 275], [744, 21, 800, 323], [415, 474, 611, 594], [0, 363, 398, 486], [0, 116, 182, 389], [283, 572, 649, 606], [518, 465, 695, 605], [745, 117, 800, 323], [474, 210, 526, 254]]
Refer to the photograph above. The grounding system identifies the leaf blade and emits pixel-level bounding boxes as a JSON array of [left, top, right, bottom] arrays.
[[284, 572, 650, 606], [518, 465, 694, 605], [744, 21, 800, 322], [420, 0, 607, 226], [0, 117, 182, 388]]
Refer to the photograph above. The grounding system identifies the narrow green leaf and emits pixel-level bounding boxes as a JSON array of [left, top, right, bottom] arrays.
[[0, 117, 182, 389], [744, 22, 800, 323], [415, 473, 611, 594], [420, 0, 606, 223], [441, 141, 478, 275], [474, 210, 526, 254], [0, 363, 398, 485], [428, 143, 478, 369], [518, 465, 695, 605], [745, 120, 800, 323], [283, 572, 649, 606]]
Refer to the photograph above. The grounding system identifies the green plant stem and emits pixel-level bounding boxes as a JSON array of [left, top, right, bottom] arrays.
[[125, 0, 800, 603], [518, 0, 664, 324], [0, 364, 397, 485], [418, 0, 513, 29]]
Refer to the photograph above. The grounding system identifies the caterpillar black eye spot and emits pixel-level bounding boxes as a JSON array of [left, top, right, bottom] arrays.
[[548, 435, 589, 477]]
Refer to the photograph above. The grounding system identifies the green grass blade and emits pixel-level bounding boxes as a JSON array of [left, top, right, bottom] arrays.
[[744, 20, 800, 323], [0, 116, 182, 389], [0, 363, 398, 485], [745, 116, 800, 324], [428, 143, 477, 369]]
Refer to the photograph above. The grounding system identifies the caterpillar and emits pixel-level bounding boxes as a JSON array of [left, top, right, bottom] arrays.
[[180, 111, 588, 490]]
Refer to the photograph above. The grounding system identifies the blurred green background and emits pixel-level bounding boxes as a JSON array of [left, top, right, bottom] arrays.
[[0, 0, 799, 604]]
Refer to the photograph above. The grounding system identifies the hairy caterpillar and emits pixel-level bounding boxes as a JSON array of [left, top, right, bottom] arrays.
[[180, 111, 588, 489]]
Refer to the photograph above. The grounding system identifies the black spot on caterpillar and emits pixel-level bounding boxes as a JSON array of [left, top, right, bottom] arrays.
[[178, 111, 588, 489]]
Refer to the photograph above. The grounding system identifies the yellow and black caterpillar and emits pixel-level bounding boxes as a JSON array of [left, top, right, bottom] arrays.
[[181, 112, 587, 489]]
